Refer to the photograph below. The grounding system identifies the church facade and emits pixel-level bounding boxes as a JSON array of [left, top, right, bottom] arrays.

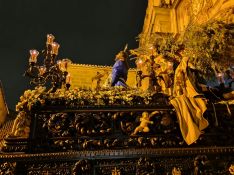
[[0, 1, 234, 175]]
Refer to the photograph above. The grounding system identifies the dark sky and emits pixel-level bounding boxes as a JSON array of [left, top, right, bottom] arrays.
[[0, 0, 147, 109]]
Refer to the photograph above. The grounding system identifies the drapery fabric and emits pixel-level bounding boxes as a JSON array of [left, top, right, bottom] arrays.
[[111, 60, 128, 87], [170, 57, 209, 145]]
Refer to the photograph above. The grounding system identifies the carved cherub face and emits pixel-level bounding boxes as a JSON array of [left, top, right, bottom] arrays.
[[142, 112, 149, 119]]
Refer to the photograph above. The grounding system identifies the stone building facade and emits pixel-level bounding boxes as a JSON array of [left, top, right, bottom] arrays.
[[141, 0, 234, 46]]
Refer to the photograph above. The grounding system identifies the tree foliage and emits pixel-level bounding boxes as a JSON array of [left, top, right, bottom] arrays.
[[132, 20, 234, 78], [183, 21, 234, 76]]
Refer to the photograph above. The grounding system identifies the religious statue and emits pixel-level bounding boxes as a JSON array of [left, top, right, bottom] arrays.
[[111, 45, 129, 88], [11, 111, 30, 138], [91, 71, 104, 90], [132, 111, 158, 135], [136, 70, 143, 88]]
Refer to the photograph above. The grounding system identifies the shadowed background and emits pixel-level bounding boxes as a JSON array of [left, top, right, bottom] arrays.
[[0, 0, 147, 109]]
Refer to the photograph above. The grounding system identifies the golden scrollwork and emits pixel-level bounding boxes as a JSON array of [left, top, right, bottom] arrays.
[[112, 167, 121, 175]]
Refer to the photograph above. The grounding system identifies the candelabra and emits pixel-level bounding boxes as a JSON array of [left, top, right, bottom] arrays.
[[24, 34, 71, 92]]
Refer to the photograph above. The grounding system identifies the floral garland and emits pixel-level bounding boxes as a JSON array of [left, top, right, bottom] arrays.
[[45, 87, 160, 108], [11, 86, 170, 138], [15, 86, 169, 113], [16, 86, 46, 112]]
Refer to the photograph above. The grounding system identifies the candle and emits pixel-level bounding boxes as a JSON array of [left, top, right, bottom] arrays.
[[57, 60, 62, 69], [138, 59, 143, 65], [29, 49, 39, 63], [58, 60, 68, 71], [217, 73, 224, 84], [168, 62, 174, 69], [136, 59, 143, 69], [149, 46, 154, 50], [64, 61, 68, 70], [217, 73, 223, 77], [149, 45, 154, 55], [47, 34, 55, 45], [51, 42, 60, 55], [66, 73, 71, 84]]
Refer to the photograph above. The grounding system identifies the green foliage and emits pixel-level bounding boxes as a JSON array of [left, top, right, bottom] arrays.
[[183, 21, 234, 77], [134, 20, 234, 79], [131, 33, 183, 63], [153, 34, 182, 62]]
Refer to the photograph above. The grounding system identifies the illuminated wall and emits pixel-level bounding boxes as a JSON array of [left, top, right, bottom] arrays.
[[67, 63, 137, 89], [141, 0, 234, 45]]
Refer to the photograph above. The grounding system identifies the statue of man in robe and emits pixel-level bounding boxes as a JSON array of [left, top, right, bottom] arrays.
[[111, 48, 129, 88]]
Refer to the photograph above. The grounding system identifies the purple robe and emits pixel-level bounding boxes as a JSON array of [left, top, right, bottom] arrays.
[[111, 60, 128, 87]]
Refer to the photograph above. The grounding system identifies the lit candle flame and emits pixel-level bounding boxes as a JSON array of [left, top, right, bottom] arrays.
[[52, 42, 60, 55], [136, 59, 143, 69], [168, 62, 173, 69], [149, 45, 154, 55], [47, 34, 55, 45], [138, 59, 143, 64], [57, 60, 62, 69], [66, 73, 71, 84], [29, 49, 39, 63]]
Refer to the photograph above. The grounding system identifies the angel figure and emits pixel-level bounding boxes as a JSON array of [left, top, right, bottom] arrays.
[[132, 111, 158, 135], [172, 167, 181, 175]]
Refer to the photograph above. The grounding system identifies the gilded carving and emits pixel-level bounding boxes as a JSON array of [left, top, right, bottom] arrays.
[[191, 0, 204, 16], [10, 111, 30, 138], [193, 155, 209, 175], [132, 111, 158, 135], [141, 0, 234, 38], [229, 164, 234, 175], [72, 160, 91, 175], [0, 162, 16, 175], [214, 7, 234, 24], [27, 162, 72, 175], [136, 157, 154, 175], [172, 167, 182, 175], [112, 167, 121, 175]]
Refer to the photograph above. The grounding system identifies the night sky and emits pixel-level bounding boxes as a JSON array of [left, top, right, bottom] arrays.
[[0, 0, 147, 109]]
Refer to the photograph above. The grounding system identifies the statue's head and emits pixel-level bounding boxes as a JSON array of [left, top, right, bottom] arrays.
[[115, 51, 128, 61], [142, 112, 149, 119], [115, 44, 129, 61]]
